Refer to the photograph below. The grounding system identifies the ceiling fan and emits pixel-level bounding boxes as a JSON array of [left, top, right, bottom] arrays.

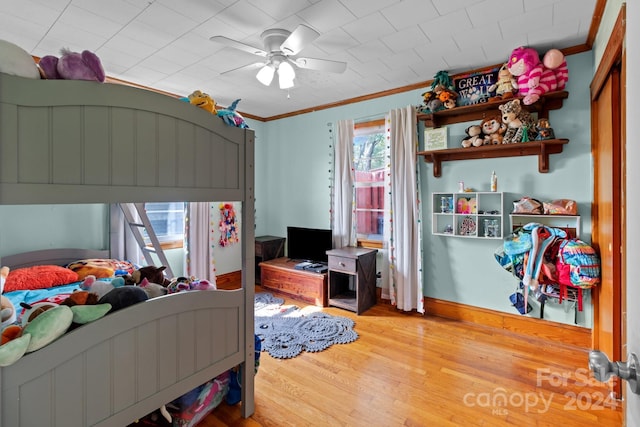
[[210, 24, 347, 89]]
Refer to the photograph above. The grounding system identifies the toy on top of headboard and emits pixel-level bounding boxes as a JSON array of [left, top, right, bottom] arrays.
[[187, 90, 217, 114], [217, 99, 249, 129], [38, 47, 106, 82]]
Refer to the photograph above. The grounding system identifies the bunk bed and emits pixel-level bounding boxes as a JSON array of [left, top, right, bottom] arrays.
[[0, 72, 256, 426]]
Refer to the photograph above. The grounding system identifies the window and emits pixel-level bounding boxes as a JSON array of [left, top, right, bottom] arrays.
[[144, 202, 185, 249], [353, 119, 386, 246]]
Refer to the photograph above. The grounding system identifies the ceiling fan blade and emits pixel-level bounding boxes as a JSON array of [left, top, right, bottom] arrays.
[[294, 57, 347, 74], [209, 35, 268, 57], [220, 61, 265, 75], [280, 24, 319, 55]]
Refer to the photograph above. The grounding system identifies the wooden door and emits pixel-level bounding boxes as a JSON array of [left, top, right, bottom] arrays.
[[591, 64, 624, 398]]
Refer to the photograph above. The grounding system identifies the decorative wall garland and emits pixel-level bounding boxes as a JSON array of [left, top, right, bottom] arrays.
[[219, 202, 239, 247]]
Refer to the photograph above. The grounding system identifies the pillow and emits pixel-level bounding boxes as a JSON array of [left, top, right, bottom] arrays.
[[0, 40, 40, 79], [4, 265, 79, 293], [66, 258, 136, 280]]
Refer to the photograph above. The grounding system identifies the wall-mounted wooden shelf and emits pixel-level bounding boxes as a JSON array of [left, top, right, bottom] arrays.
[[417, 91, 568, 128], [418, 139, 569, 177]]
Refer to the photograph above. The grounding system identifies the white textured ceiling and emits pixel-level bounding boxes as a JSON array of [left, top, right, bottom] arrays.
[[0, 0, 596, 119]]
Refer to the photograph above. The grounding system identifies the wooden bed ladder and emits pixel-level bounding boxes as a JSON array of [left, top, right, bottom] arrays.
[[118, 203, 174, 278]]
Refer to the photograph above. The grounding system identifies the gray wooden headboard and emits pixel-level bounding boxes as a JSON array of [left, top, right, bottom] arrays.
[[0, 73, 254, 205]]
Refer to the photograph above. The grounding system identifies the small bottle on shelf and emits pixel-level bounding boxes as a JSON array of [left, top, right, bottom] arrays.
[[490, 171, 497, 192]]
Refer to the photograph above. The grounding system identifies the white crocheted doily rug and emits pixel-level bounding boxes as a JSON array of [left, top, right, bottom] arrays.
[[254, 292, 358, 359]]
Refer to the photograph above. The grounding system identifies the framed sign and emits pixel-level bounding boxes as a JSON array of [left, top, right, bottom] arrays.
[[453, 67, 500, 106], [424, 127, 448, 151]]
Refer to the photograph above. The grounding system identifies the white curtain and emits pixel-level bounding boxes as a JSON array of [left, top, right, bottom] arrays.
[[184, 202, 217, 285], [332, 119, 356, 248], [385, 106, 424, 313]]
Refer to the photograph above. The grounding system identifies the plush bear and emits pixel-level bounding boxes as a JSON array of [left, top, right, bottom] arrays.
[[498, 99, 537, 143], [507, 46, 568, 105], [480, 115, 507, 145], [488, 63, 517, 101], [38, 48, 105, 82], [461, 124, 484, 148]]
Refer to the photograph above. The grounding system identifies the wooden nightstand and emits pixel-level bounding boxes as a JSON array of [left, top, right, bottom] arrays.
[[255, 236, 285, 284], [327, 247, 377, 314]]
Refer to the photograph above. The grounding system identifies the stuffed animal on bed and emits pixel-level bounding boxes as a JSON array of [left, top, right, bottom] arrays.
[[81, 275, 126, 298], [125, 265, 171, 287], [38, 48, 106, 82]]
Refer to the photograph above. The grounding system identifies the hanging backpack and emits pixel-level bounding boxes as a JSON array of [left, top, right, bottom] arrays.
[[555, 238, 601, 288]]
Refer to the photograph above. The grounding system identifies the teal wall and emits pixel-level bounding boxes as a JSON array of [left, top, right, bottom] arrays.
[[421, 51, 593, 327], [0, 52, 594, 327]]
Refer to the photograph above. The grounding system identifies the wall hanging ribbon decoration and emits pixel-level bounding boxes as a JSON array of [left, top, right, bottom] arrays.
[[219, 203, 239, 247]]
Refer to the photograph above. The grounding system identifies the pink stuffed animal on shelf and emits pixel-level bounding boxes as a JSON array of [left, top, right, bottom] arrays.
[[507, 47, 568, 105]]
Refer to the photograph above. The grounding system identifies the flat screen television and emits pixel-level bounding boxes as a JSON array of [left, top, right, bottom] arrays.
[[287, 226, 333, 263]]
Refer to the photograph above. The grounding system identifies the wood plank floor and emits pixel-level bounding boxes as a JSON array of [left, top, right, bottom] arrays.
[[201, 287, 622, 427]]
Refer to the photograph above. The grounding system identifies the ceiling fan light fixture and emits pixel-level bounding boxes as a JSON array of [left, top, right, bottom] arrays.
[[256, 64, 275, 86], [277, 61, 296, 81], [279, 75, 295, 89]]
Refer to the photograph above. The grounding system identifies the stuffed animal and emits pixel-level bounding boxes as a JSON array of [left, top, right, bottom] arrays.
[[217, 99, 249, 128], [420, 90, 443, 113], [488, 63, 517, 101], [137, 278, 168, 299], [188, 90, 217, 114], [98, 286, 148, 313], [507, 46, 568, 105], [543, 48, 569, 90], [0, 40, 40, 79], [438, 88, 458, 109], [498, 99, 537, 143], [127, 265, 171, 287], [461, 125, 484, 148], [38, 48, 105, 82], [167, 276, 216, 293], [81, 275, 126, 298], [480, 115, 507, 145]]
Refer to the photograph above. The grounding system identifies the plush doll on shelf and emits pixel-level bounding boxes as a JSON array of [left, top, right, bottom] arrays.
[[498, 99, 537, 143], [461, 124, 484, 148], [38, 48, 105, 82], [480, 115, 507, 145], [488, 63, 517, 101], [507, 46, 568, 105]]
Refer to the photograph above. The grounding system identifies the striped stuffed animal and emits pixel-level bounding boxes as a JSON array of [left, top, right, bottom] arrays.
[[507, 46, 568, 105]]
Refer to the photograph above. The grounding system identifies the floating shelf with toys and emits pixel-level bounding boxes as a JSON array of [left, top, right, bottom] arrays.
[[418, 46, 572, 178], [417, 90, 568, 128]]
